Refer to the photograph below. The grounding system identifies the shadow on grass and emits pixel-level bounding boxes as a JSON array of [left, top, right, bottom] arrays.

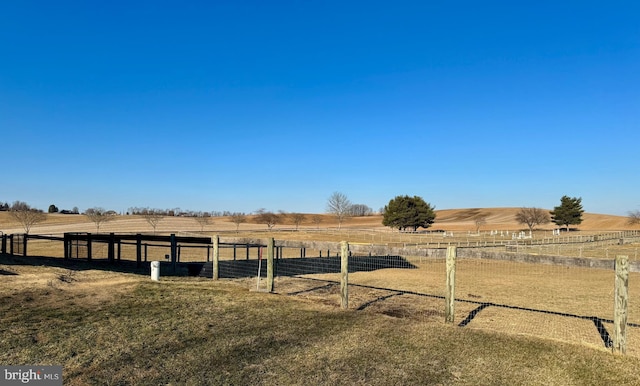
[[199, 255, 417, 279], [356, 292, 405, 311], [0, 253, 417, 280], [0, 253, 198, 277], [280, 274, 637, 350], [456, 299, 633, 348], [287, 282, 338, 296]]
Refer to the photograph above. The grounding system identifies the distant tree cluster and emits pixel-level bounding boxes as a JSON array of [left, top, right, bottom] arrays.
[[127, 207, 239, 218], [252, 211, 309, 231], [0, 201, 9, 211], [59, 207, 80, 214], [382, 195, 436, 232], [129, 207, 179, 217], [348, 204, 373, 217]]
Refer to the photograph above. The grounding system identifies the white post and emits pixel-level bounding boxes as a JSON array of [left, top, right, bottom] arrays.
[[151, 261, 160, 281]]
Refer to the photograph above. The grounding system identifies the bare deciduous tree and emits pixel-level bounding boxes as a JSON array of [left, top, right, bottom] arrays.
[[254, 209, 280, 230], [474, 216, 487, 234], [9, 201, 46, 234], [193, 212, 212, 232], [140, 208, 165, 234], [85, 207, 116, 232], [311, 215, 323, 229], [348, 204, 372, 216], [230, 213, 247, 233], [628, 210, 640, 225], [289, 213, 306, 230], [326, 192, 351, 230], [515, 207, 551, 232]]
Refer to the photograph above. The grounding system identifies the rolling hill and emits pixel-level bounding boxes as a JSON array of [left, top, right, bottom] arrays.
[[0, 208, 636, 234]]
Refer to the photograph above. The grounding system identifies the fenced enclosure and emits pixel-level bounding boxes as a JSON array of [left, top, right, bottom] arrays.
[[2, 231, 640, 356], [199, 236, 640, 357], [1, 233, 213, 273]]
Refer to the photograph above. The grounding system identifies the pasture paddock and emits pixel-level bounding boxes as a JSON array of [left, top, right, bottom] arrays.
[[2, 260, 640, 385], [5, 229, 639, 358], [2, 209, 640, 359]]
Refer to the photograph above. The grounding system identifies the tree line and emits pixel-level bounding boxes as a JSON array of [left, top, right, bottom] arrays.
[[2, 195, 640, 234], [376, 194, 591, 233]]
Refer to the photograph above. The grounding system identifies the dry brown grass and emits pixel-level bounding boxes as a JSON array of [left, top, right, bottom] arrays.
[[267, 257, 640, 358], [3, 208, 640, 378], [2, 256, 640, 385]]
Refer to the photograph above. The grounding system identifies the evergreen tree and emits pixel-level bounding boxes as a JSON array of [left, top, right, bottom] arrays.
[[382, 195, 436, 231], [550, 196, 584, 231]]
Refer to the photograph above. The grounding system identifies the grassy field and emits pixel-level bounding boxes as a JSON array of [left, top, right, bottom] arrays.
[[2, 254, 640, 385], [3, 209, 640, 384], [2, 209, 639, 262]]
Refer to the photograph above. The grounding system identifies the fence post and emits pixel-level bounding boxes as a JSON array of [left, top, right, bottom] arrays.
[[267, 238, 274, 292], [63, 233, 69, 259], [23, 234, 28, 257], [136, 234, 142, 268], [1, 234, 5, 255], [445, 246, 457, 323], [340, 241, 349, 309], [614, 255, 629, 354], [170, 234, 177, 272], [87, 233, 92, 261], [108, 233, 115, 263], [9, 234, 14, 256], [212, 236, 219, 280]]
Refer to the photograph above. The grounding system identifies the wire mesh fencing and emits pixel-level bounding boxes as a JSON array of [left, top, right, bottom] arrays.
[[204, 238, 640, 356], [453, 258, 638, 353], [5, 232, 639, 356]]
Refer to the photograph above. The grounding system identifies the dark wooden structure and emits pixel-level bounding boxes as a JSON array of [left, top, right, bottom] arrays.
[[61, 233, 211, 269]]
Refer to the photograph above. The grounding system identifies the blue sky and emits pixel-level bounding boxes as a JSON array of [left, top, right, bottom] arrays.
[[1, 1, 638, 215]]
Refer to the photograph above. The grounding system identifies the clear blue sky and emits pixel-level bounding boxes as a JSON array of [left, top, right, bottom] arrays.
[[1, 1, 638, 215]]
